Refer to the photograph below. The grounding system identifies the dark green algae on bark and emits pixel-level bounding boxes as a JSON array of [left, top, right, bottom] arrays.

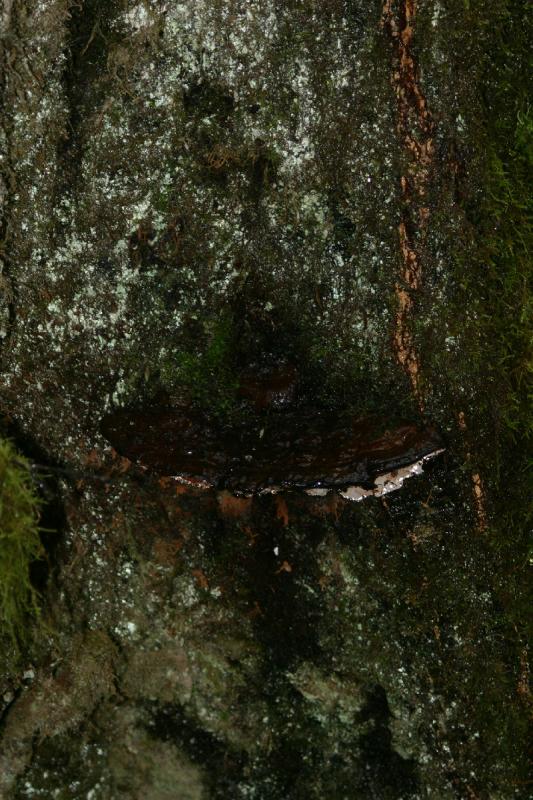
[[0, 0, 529, 798]]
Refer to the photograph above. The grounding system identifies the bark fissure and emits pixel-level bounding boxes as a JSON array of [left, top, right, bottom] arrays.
[[0, 0, 17, 347], [55, 0, 109, 212]]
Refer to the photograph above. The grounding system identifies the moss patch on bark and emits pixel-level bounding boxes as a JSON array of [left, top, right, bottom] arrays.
[[0, 439, 43, 645]]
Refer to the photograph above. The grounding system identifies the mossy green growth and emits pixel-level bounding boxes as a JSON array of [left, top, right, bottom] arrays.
[[450, 13, 532, 777], [0, 439, 43, 644], [478, 0, 532, 458], [160, 312, 240, 417]]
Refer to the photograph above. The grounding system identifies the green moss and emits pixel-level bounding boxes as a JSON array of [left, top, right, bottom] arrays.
[[0, 439, 43, 644], [479, 2, 532, 456], [160, 312, 240, 417], [463, 1, 532, 570], [444, 2, 532, 783], [484, 142, 533, 444]]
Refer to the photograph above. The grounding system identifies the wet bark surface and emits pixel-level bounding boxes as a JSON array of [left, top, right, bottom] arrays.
[[0, 1, 529, 798]]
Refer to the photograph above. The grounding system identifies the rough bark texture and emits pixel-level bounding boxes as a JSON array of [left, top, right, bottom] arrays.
[[0, 1, 529, 798]]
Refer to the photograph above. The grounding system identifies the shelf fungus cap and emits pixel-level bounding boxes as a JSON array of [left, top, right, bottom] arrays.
[[100, 405, 444, 499]]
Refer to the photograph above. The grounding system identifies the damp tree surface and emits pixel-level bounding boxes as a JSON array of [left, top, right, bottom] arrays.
[[0, 1, 530, 799]]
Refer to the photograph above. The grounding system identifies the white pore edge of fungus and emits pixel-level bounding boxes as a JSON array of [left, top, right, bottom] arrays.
[[171, 448, 445, 501], [336, 448, 445, 503]]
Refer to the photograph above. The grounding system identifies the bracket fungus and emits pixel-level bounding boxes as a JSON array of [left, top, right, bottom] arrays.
[[101, 403, 444, 501]]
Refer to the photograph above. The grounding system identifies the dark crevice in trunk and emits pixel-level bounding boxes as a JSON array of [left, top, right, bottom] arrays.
[[358, 684, 420, 798], [53, 0, 119, 240]]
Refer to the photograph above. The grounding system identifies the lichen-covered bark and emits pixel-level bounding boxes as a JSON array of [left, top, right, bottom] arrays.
[[0, 1, 528, 798]]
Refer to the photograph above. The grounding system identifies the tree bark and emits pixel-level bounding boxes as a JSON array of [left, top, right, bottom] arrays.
[[0, 1, 528, 798]]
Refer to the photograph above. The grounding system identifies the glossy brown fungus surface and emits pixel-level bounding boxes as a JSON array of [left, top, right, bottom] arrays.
[[100, 405, 444, 495]]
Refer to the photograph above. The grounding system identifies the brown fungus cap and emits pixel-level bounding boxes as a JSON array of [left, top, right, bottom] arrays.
[[101, 405, 443, 495]]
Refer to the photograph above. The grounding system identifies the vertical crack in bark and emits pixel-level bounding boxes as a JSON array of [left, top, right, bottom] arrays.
[[382, 0, 434, 410], [0, 0, 16, 346], [55, 0, 110, 214]]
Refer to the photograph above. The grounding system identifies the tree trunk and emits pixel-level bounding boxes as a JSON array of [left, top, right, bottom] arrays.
[[0, 1, 529, 798]]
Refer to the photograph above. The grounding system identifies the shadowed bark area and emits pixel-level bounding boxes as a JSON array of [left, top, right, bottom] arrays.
[[0, 1, 529, 798]]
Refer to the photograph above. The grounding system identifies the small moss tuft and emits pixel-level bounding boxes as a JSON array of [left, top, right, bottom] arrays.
[[0, 439, 43, 644], [160, 311, 240, 418]]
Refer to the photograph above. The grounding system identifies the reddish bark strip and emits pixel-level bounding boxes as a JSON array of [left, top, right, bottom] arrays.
[[382, 0, 435, 409], [458, 411, 488, 532], [383, 4, 487, 529]]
